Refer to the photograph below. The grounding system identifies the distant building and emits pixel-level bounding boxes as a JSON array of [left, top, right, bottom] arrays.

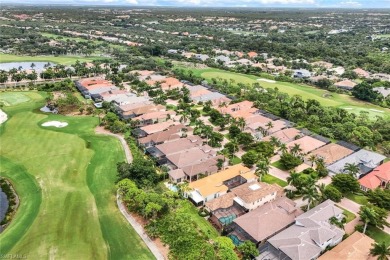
[[334, 79, 357, 90], [293, 69, 311, 78]]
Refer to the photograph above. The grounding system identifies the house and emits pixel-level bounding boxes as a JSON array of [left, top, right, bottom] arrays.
[[329, 66, 345, 76], [334, 79, 357, 90], [327, 149, 386, 178], [117, 102, 162, 120], [135, 120, 179, 137], [215, 55, 231, 64], [235, 59, 253, 66], [230, 197, 303, 246], [247, 51, 258, 58], [167, 49, 178, 54], [287, 136, 328, 155], [306, 143, 354, 166], [311, 61, 333, 69], [75, 77, 118, 98], [195, 54, 209, 61], [262, 127, 302, 144], [353, 68, 370, 78], [319, 232, 375, 260], [216, 101, 257, 118], [373, 73, 390, 81], [132, 110, 176, 127], [265, 200, 345, 260], [359, 161, 390, 191], [159, 77, 184, 91], [293, 69, 311, 78], [187, 164, 256, 206], [373, 87, 390, 98], [245, 119, 288, 140], [138, 124, 189, 148]]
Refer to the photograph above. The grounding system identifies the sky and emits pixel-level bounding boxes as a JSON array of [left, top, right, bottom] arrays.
[[7, 0, 390, 8]]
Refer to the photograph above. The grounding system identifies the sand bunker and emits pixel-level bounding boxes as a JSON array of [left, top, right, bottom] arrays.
[[0, 109, 7, 125], [41, 121, 68, 128], [257, 78, 276, 83]]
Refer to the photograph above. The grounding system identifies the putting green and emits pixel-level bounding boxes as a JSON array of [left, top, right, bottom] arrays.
[[0, 92, 42, 106], [0, 92, 153, 259]]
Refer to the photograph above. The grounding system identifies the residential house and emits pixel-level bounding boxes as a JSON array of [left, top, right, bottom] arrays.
[[137, 124, 189, 148], [262, 127, 302, 144], [135, 120, 179, 137], [286, 136, 328, 155], [327, 149, 386, 178], [373, 87, 390, 98], [334, 79, 357, 90], [215, 55, 231, 64], [293, 69, 311, 78], [247, 51, 258, 58], [359, 161, 390, 191], [265, 200, 345, 260], [235, 59, 253, 66], [117, 102, 161, 120], [75, 77, 118, 98], [187, 164, 256, 206], [329, 66, 345, 76], [319, 232, 375, 260], [306, 143, 354, 166], [353, 68, 370, 78], [195, 54, 210, 61], [216, 100, 257, 119], [311, 61, 333, 69], [373, 73, 390, 82], [132, 110, 176, 127], [230, 197, 303, 246]]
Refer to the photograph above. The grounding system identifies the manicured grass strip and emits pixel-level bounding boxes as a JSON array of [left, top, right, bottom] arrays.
[[271, 160, 288, 171], [230, 156, 242, 165], [345, 193, 369, 206], [177, 200, 219, 239], [0, 54, 105, 65], [262, 174, 288, 187], [0, 157, 42, 254], [366, 226, 390, 244], [336, 205, 356, 223]]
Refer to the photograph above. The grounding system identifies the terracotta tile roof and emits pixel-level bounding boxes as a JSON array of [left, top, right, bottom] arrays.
[[182, 157, 221, 177], [78, 77, 112, 88], [167, 147, 215, 168], [359, 161, 390, 190], [188, 164, 251, 197], [138, 125, 185, 144], [231, 182, 283, 204], [133, 110, 176, 121], [155, 136, 203, 156], [119, 101, 153, 112], [263, 128, 302, 143], [216, 100, 254, 116], [169, 169, 186, 180], [319, 232, 375, 260], [245, 114, 272, 125], [353, 68, 370, 78], [140, 121, 179, 135], [335, 79, 357, 88], [307, 143, 354, 165], [205, 192, 236, 211], [234, 197, 303, 242], [287, 136, 327, 154], [248, 51, 258, 58]]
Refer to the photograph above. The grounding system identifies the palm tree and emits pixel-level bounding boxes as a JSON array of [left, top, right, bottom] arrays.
[[279, 143, 288, 154], [302, 185, 320, 210], [269, 136, 281, 148], [255, 159, 270, 182], [287, 171, 300, 187], [178, 182, 192, 197], [359, 206, 377, 234], [290, 143, 302, 156], [344, 163, 360, 177], [316, 183, 327, 202], [180, 111, 189, 124], [237, 117, 246, 131], [266, 121, 274, 131], [370, 242, 390, 260], [329, 216, 345, 229], [308, 154, 317, 167]]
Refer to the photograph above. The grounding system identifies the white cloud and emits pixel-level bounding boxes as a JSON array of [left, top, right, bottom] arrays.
[[339, 1, 362, 6]]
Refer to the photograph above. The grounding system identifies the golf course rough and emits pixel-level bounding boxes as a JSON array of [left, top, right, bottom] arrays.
[[0, 92, 154, 259]]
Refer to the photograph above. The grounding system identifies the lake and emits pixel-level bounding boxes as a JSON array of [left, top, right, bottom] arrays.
[[0, 186, 8, 224], [0, 62, 55, 71]]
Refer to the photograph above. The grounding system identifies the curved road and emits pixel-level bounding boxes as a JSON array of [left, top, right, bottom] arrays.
[[96, 127, 165, 260]]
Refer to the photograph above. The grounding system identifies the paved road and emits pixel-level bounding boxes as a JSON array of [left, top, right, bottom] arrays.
[[96, 127, 165, 259]]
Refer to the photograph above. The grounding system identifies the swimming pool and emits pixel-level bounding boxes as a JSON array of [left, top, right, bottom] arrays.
[[219, 214, 236, 225], [165, 183, 179, 192], [228, 234, 244, 246]]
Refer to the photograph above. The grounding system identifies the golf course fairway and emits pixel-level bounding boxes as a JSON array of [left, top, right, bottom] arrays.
[[0, 91, 153, 259]]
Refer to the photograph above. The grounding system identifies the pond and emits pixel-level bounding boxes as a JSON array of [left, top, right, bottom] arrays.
[[0, 62, 55, 71], [0, 186, 9, 224]]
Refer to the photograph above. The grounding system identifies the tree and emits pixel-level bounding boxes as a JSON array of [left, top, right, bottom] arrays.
[[229, 125, 241, 138], [323, 185, 343, 202], [280, 152, 302, 170], [116, 159, 159, 188], [331, 174, 360, 194], [242, 150, 258, 168], [290, 143, 303, 156], [255, 159, 270, 182], [359, 205, 390, 234], [237, 241, 259, 260], [367, 189, 390, 210], [237, 132, 254, 147], [302, 185, 320, 210], [214, 237, 239, 260], [370, 242, 390, 260], [343, 163, 360, 176]]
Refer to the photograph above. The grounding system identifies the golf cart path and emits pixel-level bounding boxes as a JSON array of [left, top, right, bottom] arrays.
[[95, 126, 165, 260]]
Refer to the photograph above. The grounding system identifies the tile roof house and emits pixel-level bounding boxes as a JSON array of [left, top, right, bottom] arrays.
[[327, 149, 386, 178], [306, 143, 355, 166], [216, 101, 257, 119], [245, 119, 288, 140], [263, 128, 302, 144], [247, 51, 258, 58], [353, 68, 370, 78], [137, 120, 179, 136], [373, 87, 390, 98], [187, 164, 256, 205], [138, 124, 189, 148], [334, 79, 358, 90], [231, 197, 303, 245], [149, 135, 203, 160], [118, 103, 164, 120], [319, 232, 375, 260], [359, 161, 390, 191], [286, 136, 327, 155], [311, 61, 333, 69], [132, 110, 176, 127], [266, 200, 345, 260], [293, 69, 312, 78]]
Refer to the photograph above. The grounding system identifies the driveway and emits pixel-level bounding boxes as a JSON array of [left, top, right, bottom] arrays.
[[269, 166, 289, 181]]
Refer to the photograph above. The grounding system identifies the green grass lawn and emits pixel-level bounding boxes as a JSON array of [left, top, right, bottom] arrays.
[[0, 92, 42, 106], [177, 67, 390, 119], [336, 205, 356, 223], [0, 54, 105, 65], [271, 160, 288, 171], [0, 92, 153, 259], [41, 32, 90, 42], [345, 192, 369, 206], [262, 174, 288, 187], [366, 226, 390, 244], [230, 156, 242, 165], [177, 200, 219, 239]]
